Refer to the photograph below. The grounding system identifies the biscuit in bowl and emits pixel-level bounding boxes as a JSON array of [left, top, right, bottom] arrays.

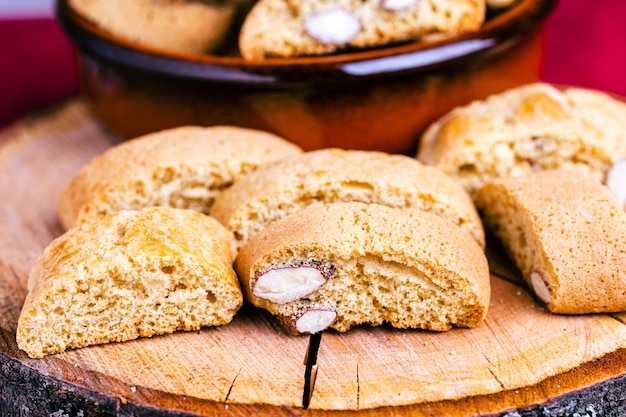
[[69, 0, 239, 54], [238, 0, 486, 59]]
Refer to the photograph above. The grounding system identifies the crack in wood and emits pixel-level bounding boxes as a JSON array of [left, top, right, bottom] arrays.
[[478, 320, 513, 392], [302, 332, 322, 409], [486, 367, 506, 391], [126, 339, 184, 381], [224, 367, 241, 403], [5, 98, 626, 415]]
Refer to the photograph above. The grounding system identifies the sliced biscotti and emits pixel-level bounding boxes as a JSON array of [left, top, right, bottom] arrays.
[[475, 168, 626, 314], [417, 83, 626, 198], [17, 207, 242, 358], [234, 202, 490, 334], [238, 0, 486, 59], [58, 126, 302, 230], [210, 148, 485, 250], [69, 0, 238, 54]]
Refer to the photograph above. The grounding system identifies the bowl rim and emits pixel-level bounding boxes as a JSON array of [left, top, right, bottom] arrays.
[[56, 0, 558, 85]]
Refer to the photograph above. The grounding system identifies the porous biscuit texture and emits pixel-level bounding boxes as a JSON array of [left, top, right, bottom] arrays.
[[475, 168, 626, 314], [17, 207, 242, 358], [417, 83, 626, 197], [210, 148, 485, 250], [239, 0, 486, 58], [58, 125, 302, 229], [235, 202, 490, 334]]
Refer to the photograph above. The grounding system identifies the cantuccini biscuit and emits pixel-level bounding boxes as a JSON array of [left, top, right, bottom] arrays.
[[417, 83, 626, 198], [475, 168, 626, 314], [58, 125, 302, 229], [238, 0, 486, 59], [234, 202, 490, 334], [17, 207, 241, 358], [69, 0, 237, 54], [210, 148, 485, 250]]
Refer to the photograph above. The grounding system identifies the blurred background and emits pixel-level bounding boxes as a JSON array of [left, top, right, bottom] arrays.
[[1, 0, 625, 130], [0, 0, 78, 129]]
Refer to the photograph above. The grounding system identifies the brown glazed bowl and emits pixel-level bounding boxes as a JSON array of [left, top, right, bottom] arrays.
[[56, 0, 557, 154]]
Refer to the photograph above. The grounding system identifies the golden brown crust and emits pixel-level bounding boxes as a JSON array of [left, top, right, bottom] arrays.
[[17, 207, 241, 358], [475, 168, 626, 314], [69, 0, 237, 54], [57, 125, 302, 230], [210, 148, 485, 250], [239, 0, 486, 59], [235, 202, 490, 333], [417, 83, 626, 197]]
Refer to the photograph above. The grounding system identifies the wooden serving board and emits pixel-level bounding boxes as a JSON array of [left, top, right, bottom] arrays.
[[2, 100, 626, 416]]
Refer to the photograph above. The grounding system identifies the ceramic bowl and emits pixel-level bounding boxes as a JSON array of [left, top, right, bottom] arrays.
[[56, 0, 557, 154]]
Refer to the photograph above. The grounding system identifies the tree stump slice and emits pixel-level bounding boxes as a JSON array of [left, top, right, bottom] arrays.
[[2, 100, 626, 416]]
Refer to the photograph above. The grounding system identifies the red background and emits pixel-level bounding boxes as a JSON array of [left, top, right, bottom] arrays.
[[0, 0, 624, 129]]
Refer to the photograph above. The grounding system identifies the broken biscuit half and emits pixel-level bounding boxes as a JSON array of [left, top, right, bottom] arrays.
[[17, 207, 242, 358], [234, 202, 490, 334], [475, 168, 626, 314]]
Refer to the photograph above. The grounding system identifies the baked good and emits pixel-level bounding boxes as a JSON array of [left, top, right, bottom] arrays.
[[69, 0, 237, 54], [417, 83, 626, 198], [58, 125, 302, 230], [210, 148, 485, 250], [234, 202, 490, 334], [17, 207, 242, 358], [238, 0, 486, 59], [475, 168, 626, 314]]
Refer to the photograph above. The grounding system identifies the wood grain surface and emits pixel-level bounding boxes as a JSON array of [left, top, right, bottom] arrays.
[[2, 100, 626, 416]]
